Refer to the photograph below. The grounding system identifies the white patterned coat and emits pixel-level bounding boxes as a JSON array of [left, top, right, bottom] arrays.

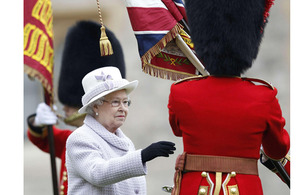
[[66, 115, 147, 195]]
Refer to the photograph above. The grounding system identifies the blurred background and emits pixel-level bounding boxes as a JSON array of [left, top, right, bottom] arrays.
[[24, 0, 290, 194]]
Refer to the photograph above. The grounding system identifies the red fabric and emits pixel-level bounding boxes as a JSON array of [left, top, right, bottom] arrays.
[[276, 160, 290, 183], [168, 76, 290, 194], [284, 161, 290, 176], [27, 126, 72, 195], [150, 52, 196, 74], [24, 0, 54, 98], [161, 0, 184, 22], [125, 0, 197, 80], [264, 0, 275, 23], [180, 172, 262, 195], [127, 7, 177, 31]]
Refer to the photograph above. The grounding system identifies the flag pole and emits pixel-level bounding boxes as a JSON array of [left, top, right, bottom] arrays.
[[270, 159, 290, 188], [175, 34, 209, 76], [175, 18, 209, 76], [44, 90, 59, 195], [24, 0, 58, 193], [179, 19, 190, 35], [47, 125, 59, 195]]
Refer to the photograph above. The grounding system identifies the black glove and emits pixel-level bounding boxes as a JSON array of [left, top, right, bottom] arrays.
[[141, 141, 176, 163]]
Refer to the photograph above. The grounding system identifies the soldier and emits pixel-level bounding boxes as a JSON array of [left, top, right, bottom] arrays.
[[26, 20, 126, 195], [168, 0, 290, 194]]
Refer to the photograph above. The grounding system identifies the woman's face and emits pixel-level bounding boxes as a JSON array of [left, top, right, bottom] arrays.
[[93, 90, 129, 133]]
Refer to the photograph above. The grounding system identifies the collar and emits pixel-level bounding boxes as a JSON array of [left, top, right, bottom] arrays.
[[83, 115, 131, 151]]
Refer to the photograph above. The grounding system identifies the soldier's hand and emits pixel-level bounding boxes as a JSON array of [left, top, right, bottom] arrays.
[[141, 141, 176, 163], [34, 103, 58, 126]]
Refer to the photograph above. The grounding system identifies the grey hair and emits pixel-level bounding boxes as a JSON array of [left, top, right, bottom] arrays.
[[86, 97, 105, 116]]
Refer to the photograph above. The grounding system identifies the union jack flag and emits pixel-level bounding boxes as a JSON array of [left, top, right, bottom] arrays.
[[125, 0, 207, 80]]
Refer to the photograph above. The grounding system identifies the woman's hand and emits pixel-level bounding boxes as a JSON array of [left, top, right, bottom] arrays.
[[141, 141, 176, 163]]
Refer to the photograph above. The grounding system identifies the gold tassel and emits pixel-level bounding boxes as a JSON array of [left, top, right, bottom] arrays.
[[99, 25, 113, 56], [96, 0, 113, 56]]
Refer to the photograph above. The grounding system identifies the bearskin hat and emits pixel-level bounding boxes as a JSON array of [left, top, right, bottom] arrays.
[[185, 0, 274, 76], [58, 20, 126, 108]]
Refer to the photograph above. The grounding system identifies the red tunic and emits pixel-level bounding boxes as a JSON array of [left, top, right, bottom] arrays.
[[27, 125, 72, 195], [168, 76, 290, 194]]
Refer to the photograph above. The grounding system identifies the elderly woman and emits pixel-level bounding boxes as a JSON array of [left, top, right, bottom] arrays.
[[66, 67, 175, 195]]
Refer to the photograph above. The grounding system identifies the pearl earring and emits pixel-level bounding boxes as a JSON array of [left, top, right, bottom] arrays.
[[95, 112, 99, 116]]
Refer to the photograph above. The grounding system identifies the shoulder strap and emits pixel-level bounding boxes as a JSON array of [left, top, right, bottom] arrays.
[[242, 77, 274, 90], [174, 75, 208, 85]]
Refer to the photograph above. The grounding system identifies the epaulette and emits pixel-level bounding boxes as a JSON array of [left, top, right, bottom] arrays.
[[241, 77, 274, 90], [174, 75, 208, 85], [64, 112, 86, 127]]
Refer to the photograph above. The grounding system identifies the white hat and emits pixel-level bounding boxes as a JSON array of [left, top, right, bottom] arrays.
[[78, 66, 138, 113]]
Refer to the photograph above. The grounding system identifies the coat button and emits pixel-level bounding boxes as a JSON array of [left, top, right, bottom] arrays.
[[230, 187, 237, 194], [199, 188, 206, 194], [201, 171, 207, 177], [134, 189, 139, 194], [230, 171, 236, 177]]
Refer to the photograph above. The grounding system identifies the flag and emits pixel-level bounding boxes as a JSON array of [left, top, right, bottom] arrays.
[[125, 0, 200, 80], [24, 0, 54, 104], [161, 0, 187, 22]]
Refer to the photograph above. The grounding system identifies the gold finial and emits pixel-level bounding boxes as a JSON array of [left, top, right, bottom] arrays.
[[96, 0, 113, 56]]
